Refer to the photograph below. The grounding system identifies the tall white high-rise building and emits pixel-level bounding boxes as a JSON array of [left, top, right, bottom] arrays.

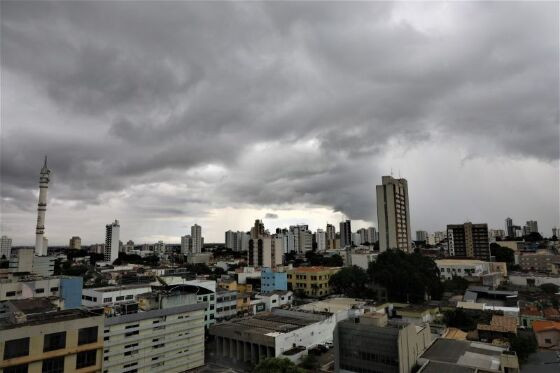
[[316, 229, 327, 252], [376, 176, 411, 252], [225, 230, 235, 249], [35, 156, 51, 256], [0, 235, 12, 258], [366, 227, 378, 243], [104, 220, 120, 263], [416, 231, 428, 242], [191, 224, 203, 253], [181, 235, 192, 254]]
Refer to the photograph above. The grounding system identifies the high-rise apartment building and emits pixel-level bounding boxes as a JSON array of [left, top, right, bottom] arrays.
[[376, 176, 411, 252], [248, 237, 282, 268], [447, 222, 490, 261], [505, 217, 514, 238], [105, 220, 120, 263], [250, 219, 266, 239], [1, 235, 12, 258], [180, 235, 191, 254], [225, 230, 251, 252], [416, 230, 428, 242], [35, 157, 51, 256], [316, 229, 327, 252], [526, 220, 539, 234], [191, 224, 203, 253], [339, 220, 352, 248], [366, 227, 378, 244], [69, 236, 81, 250]]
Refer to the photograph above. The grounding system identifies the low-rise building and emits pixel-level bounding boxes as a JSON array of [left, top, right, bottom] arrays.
[[520, 251, 560, 273], [216, 288, 237, 323], [260, 267, 288, 293], [476, 315, 518, 343], [254, 290, 293, 311], [0, 299, 104, 373], [0, 275, 82, 309], [519, 305, 544, 328], [348, 250, 377, 270], [287, 266, 341, 298], [102, 303, 207, 372], [532, 320, 560, 349], [334, 313, 431, 373], [435, 259, 490, 280], [82, 285, 152, 307]]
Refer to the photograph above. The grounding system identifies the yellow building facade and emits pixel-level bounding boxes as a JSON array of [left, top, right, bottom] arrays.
[[287, 266, 341, 298]]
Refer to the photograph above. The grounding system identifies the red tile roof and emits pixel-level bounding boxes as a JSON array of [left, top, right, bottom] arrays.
[[532, 320, 560, 333]]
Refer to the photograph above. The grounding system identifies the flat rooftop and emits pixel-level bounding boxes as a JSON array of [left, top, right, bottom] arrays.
[[421, 338, 506, 372], [435, 259, 487, 265], [87, 284, 152, 293]]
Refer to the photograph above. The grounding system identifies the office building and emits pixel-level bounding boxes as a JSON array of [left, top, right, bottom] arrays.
[[104, 220, 120, 263], [335, 313, 431, 373], [0, 299, 104, 373], [339, 220, 352, 248], [102, 303, 206, 373], [35, 157, 51, 256], [287, 266, 341, 298], [210, 309, 337, 365], [376, 176, 411, 252], [69, 236, 81, 250], [190, 224, 203, 253], [416, 231, 428, 242], [316, 229, 327, 252], [1, 235, 12, 259], [447, 222, 490, 261]]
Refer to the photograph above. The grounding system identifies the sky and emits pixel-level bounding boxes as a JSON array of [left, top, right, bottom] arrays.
[[1, 1, 558, 245]]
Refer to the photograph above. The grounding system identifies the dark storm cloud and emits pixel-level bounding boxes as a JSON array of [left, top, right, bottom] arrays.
[[265, 213, 278, 219], [1, 1, 558, 228]]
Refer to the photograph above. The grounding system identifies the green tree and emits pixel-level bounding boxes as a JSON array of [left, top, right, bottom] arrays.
[[329, 266, 369, 298], [489, 243, 514, 263], [509, 333, 537, 362], [539, 283, 559, 295], [300, 354, 319, 370], [253, 357, 306, 373], [367, 250, 443, 303], [443, 276, 470, 294]]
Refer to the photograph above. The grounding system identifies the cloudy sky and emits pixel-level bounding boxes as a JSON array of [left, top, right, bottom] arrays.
[[1, 1, 558, 245]]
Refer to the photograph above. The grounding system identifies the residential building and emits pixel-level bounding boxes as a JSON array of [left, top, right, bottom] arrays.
[[526, 220, 539, 234], [225, 231, 250, 252], [0, 275, 82, 309], [248, 237, 282, 268], [435, 259, 491, 280], [105, 220, 120, 263], [366, 227, 378, 244], [216, 288, 238, 323], [180, 235, 191, 254], [519, 305, 543, 328], [261, 267, 288, 293], [183, 279, 217, 328], [254, 290, 293, 311], [351, 233, 362, 246], [416, 231, 428, 242], [210, 309, 337, 364], [35, 157, 51, 256], [102, 303, 206, 373], [477, 315, 518, 343], [339, 220, 352, 248], [69, 236, 81, 250], [348, 250, 377, 270], [250, 219, 266, 239], [447, 222, 490, 261], [191, 224, 203, 254], [82, 285, 152, 307], [417, 338, 519, 373], [532, 320, 560, 349], [287, 266, 341, 298], [519, 251, 560, 272], [326, 224, 336, 240], [1, 235, 12, 259], [505, 217, 514, 238], [316, 229, 327, 252], [123, 240, 135, 253], [0, 299, 103, 373], [376, 176, 411, 252], [334, 313, 431, 373]]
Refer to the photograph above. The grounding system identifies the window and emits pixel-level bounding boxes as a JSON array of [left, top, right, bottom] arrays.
[[125, 324, 139, 329], [103, 297, 112, 303], [76, 350, 96, 369], [35, 288, 45, 294], [116, 296, 125, 301], [78, 326, 98, 345], [3, 337, 29, 359], [5, 291, 16, 297], [545, 338, 552, 344], [4, 364, 28, 373], [43, 332, 66, 352], [125, 343, 138, 349], [125, 295, 133, 300], [125, 330, 139, 337], [50, 287, 59, 292], [42, 357, 64, 373]]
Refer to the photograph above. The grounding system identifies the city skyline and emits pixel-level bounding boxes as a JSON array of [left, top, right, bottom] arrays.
[[1, 1, 559, 244]]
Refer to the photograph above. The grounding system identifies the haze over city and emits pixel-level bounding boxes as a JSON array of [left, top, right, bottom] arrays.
[[1, 1, 558, 245]]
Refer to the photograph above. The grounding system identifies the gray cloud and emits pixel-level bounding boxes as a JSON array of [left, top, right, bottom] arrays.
[[265, 213, 279, 219], [1, 1, 558, 243]]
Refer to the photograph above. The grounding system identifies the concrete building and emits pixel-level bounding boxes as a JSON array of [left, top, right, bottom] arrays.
[[254, 290, 293, 312], [81, 285, 152, 307], [316, 229, 327, 252], [416, 231, 428, 242], [191, 224, 203, 254], [348, 250, 377, 270], [248, 237, 282, 268], [216, 288, 238, 323], [335, 313, 431, 373], [351, 233, 362, 246], [8, 249, 55, 276], [69, 236, 81, 250], [180, 234, 191, 254], [35, 157, 51, 256], [102, 303, 206, 373], [287, 266, 341, 298], [417, 338, 519, 373], [505, 217, 514, 238], [532, 320, 560, 349], [0, 299, 104, 373], [225, 231, 250, 252], [1, 235, 12, 259], [447, 222, 490, 261], [339, 220, 352, 248], [376, 176, 411, 253], [251, 219, 266, 239], [526, 220, 539, 234], [210, 308, 337, 364], [435, 259, 491, 280], [519, 251, 560, 272], [105, 220, 120, 263], [261, 267, 288, 293], [0, 275, 82, 309]]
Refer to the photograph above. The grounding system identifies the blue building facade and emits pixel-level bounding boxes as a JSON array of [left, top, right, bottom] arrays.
[[60, 276, 83, 309], [260, 267, 287, 293]]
